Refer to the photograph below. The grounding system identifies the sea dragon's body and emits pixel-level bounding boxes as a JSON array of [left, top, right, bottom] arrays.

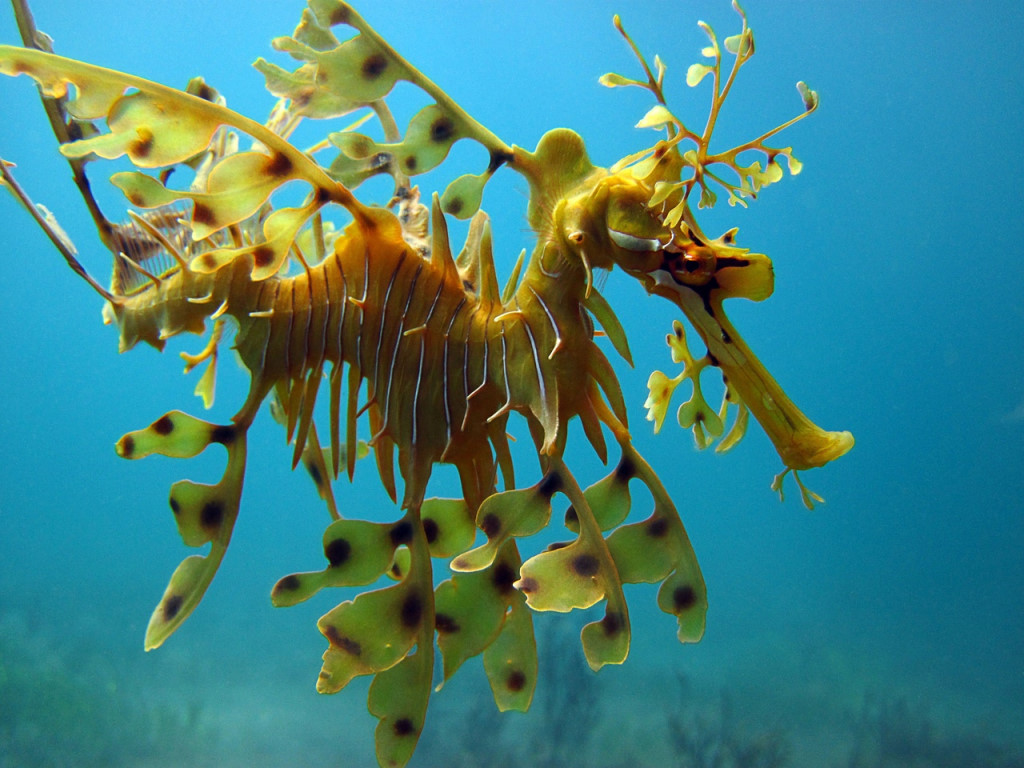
[[0, 2, 852, 766]]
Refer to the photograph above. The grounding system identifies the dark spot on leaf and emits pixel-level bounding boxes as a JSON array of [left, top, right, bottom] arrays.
[[120, 435, 135, 457], [422, 517, 439, 543], [275, 574, 300, 592], [615, 455, 635, 481], [516, 576, 538, 594], [572, 553, 600, 577], [324, 624, 361, 655], [404, 155, 417, 171], [445, 197, 463, 216], [253, 245, 275, 269], [564, 506, 578, 526], [673, 584, 697, 612], [152, 415, 174, 435], [488, 148, 514, 173], [130, 131, 153, 158], [506, 669, 526, 691], [491, 561, 516, 594], [546, 540, 571, 551], [647, 517, 669, 537], [430, 117, 455, 143], [192, 203, 215, 226], [201, 500, 224, 530], [308, 461, 323, 488], [194, 82, 216, 101], [267, 151, 292, 177], [328, 5, 349, 24], [390, 520, 413, 545], [315, 186, 332, 205], [325, 537, 351, 567], [201, 253, 218, 271], [169, 497, 180, 515], [393, 718, 415, 737], [537, 471, 561, 499], [435, 613, 460, 633], [601, 612, 623, 635], [162, 594, 183, 621], [362, 53, 387, 78], [400, 593, 422, 628], [481, 512, 501, 538], [210, 424, 236, 444]]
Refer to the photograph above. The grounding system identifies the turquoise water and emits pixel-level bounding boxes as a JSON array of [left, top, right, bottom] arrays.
[[1, 2, 1022, 766]]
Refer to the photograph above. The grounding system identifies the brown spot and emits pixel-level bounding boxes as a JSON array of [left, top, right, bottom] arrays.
[[266, 151, 292, 177], [601, 612, 623, 635], [404, 155, 417, 171], [275, 574, 300, 592], [572, 553, 600, 577], [393, 718, 415, 737], [315, 186, 332, 205], [673, 584, 697, 612], [130, 130, 153, 159], [192, 203, 215, 226], [201, 253, 219, 271], [434, 613, 460, 633], [400, 593, 422, 627], [646, 517, 669, 537], [506, 670, 526, 691], [324, 625, 361, 656], [210, 424, 236, 444], [491, 561, 516, 594], [445, 197, 463, 216], [325, 537, 351, 567], [169, 497, 181, 515], [564, 506, 578, 527], [307, 461, 323, 488], [537, 471, 561, 499], [153, 415, 174, 435], [162, 594, 183, 621], [615, 455, 635, 481], [328, 4, 349, 24], [546, 540, 571, 551], [253, 245, 275, 269], [194, 82, 216, 102], [422, 517, 439, 544], [201, 500, 224, 530], [488, 148, 514, 173], [362, 53, 387, 78], [430, 117, 455, 143], [481, 512, 501, 538], [517, 576, 538, 594], [120, 435, 135, 457], [390, 520, 413, 545]]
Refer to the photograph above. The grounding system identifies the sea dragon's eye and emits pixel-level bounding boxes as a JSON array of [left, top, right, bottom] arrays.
[[662, 242, 716, 286]]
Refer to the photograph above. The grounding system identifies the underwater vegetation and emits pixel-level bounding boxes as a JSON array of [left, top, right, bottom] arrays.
[[1, 1, 853, 765], [840, 694, 1024, 768], [0, 607, 218, 768]]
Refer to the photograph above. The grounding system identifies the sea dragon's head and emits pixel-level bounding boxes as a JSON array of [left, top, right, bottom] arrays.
[[528, 5, 853, 506]]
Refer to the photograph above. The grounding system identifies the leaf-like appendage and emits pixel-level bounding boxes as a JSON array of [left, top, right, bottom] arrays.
[[450, 475, 557, 573], [112, 411, 248, 651]]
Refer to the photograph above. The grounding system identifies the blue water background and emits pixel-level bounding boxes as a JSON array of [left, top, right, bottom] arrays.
[[1, 2, 1022, 766]]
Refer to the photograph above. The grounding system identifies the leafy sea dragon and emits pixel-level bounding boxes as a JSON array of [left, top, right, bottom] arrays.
[[0, 1, 852, 765]]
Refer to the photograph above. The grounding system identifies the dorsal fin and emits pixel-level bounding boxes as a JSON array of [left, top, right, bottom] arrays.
[[429, 193, 458, 280]]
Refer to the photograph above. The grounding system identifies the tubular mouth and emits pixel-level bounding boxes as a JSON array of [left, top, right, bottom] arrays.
[[647, 261, 853, 472]]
